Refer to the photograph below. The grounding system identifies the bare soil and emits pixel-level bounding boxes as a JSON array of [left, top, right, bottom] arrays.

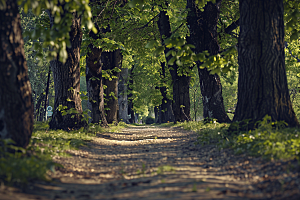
[[1, 125, 300, 200]]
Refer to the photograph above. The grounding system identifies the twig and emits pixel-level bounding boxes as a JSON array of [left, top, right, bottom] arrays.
[[96, 1, 110, 21], [136, 13, 160, 30], [285, 42, 300, 62]]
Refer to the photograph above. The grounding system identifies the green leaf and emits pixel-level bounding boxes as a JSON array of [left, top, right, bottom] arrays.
[[24, 2, 28, 13], [176, 59, 182, 66], [54, 15, 61, 24], [87, 20, 93, 30], [128, 0, 138, 8], [59, 49, 68, 63], [187, 44, 196, 49], [165, 50, 175, 57], [222, 66, 231, 73], [168, 57, 176, 65], [290, 31, 299, 41], [145, 40, 157, 49], [153, 46, 165, 56], [210, 68, 220, 75], [92, 26, 98, 34]]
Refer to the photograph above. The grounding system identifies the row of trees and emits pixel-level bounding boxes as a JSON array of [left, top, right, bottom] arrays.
[[0, 0, 300, 148]]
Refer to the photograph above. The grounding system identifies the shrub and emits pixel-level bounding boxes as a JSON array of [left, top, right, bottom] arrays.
[[145, 116, 155, 124], [178, 116, 300, 161]]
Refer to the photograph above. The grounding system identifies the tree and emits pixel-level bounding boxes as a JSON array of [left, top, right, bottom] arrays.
[[20, 9, 54, 121], [157, 9, 191, 122], [186, 0, 231, 123], [84, 0, 128, 126], [118, 67, 130, 123], [157, 62, 174, 123], [233, 0, 299, 128], [102, 50, 123, 124], [128, 66, 135, 123], [49, 11, 87, 130], [0, 0, 33, 147], [86, 34, 108, 126]]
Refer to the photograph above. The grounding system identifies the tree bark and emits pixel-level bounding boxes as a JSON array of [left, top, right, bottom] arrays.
[[86, 45, 108, 126], [37, 93, 46, 122], [233, 0, 298, 128], [0, 0, 33, 148], [172, 74, 191, 121], [102, 50, 122, 124], [159, 86, 175, 123], [43, 66, 51, 120], [186, 0, 231, 123], [118, 67, 129, 123], [49, 12, 86, 130], [155, 106, 162, 124], [158, 62, 174, 123], [128, 67, 135, 124], [157, 9, 191, 122]]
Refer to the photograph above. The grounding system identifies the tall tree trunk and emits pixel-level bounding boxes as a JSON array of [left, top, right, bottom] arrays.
[[128, 66, 135, 124], [159, 62, 174, 123], [172, 74, 191, 121], [35, 93, 45, 121], [44, 66, 51, 120], [86, 45, 108, 126], [49, 12, 86, 130], [159, 86, 175, 123], [233, 0, 298, 128], [187, 0, 231, 123], [154, 106, 161, 124], [102, 50, 122, 124], [118, 67, 129, 123], [38, 95, 45, 122], [157, 9, 191, 122], [0, 0, 33, 148]]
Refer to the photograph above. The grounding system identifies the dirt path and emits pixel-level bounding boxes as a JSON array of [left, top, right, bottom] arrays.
[[1, 125, 300, 200]]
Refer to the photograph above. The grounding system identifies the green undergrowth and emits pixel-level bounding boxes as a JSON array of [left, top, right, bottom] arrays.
[[31, 123, 94, 157], [0, 138, 56, 186], [155, 122, 175, 127], [107, 121, 129, 133], [178, 116, 300, 161], [0, 121, 127, 186], [131, 123, 145, 126]]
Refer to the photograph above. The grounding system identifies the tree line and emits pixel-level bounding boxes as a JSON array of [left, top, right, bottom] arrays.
[[0, 0, 299, 148]]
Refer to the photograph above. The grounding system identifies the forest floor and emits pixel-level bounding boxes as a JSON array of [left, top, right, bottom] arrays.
[[1, 125, 300, 200]]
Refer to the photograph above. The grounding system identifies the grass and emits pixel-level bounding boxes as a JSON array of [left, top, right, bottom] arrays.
[[31, 122, 95, 157], [155, 122, 175, 127], [177, 116, 300, 161], [0, 121, 127, 186], [107, 121, 129, 133], [0, 139, 55, 186]]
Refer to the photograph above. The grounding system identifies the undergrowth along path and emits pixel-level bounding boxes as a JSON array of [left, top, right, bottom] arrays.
[[1, 125, 300, 199]]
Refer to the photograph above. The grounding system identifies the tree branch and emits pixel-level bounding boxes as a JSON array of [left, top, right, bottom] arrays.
[[135, 13, 160, 30], [170, 23, 184, 36], [285, 42, 300, 62], [224, 19, 239, 34], [219, 19, 239, 39]]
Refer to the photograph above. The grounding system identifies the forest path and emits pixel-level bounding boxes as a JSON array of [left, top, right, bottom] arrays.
[[1, 125, 300, 200]]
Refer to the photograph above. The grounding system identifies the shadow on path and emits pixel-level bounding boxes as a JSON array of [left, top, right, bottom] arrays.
[[1, 125, 299, 200]]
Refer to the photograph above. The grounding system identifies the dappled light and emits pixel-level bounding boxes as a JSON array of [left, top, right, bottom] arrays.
[[2, 124, 300, 199], [1, 0, 300, 199]]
